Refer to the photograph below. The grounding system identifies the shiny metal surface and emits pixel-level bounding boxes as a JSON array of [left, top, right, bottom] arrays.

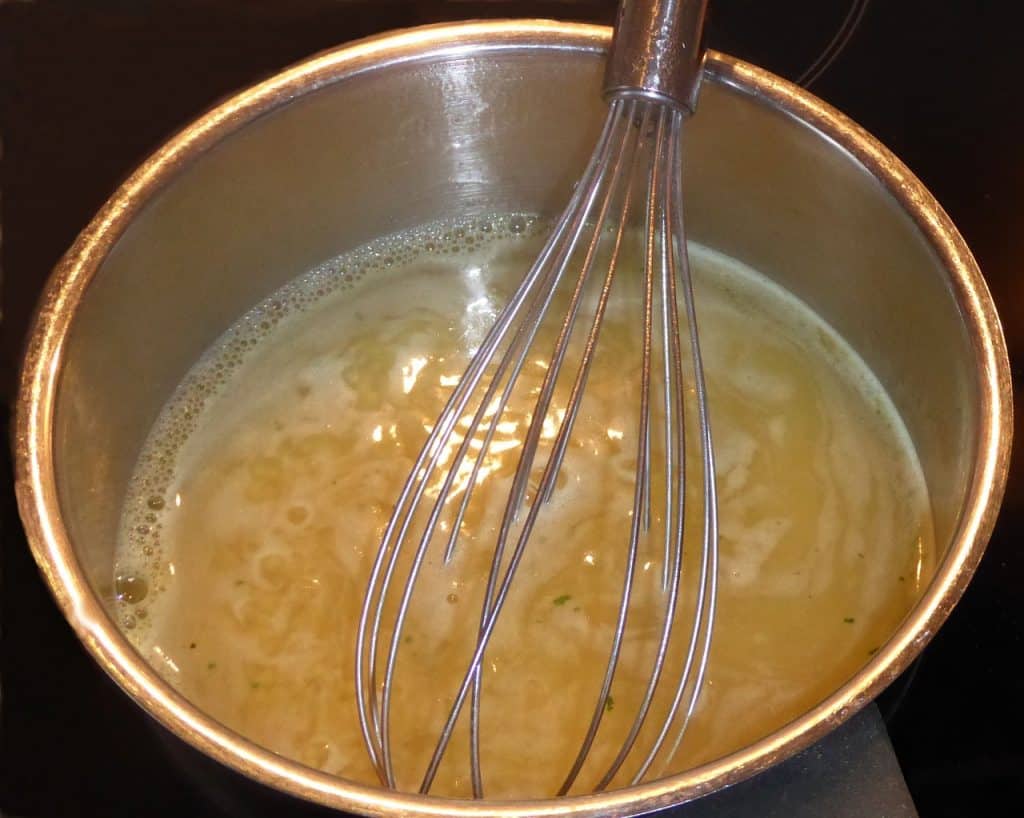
[[356, 94, 719, 798], [13, 19, 1011, 818], [605, 0, 709, 111]]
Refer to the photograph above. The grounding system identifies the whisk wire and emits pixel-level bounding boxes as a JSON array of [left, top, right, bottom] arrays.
[[420, 97, 641, 794], [555, 99, 662, 794], [357, 74, 718, 804], [634, 115, 719, 783], [355, 98, 632, 791], [353, 103, 623, 784], [468, 96, 640, 797], [592, 101, 688, 792]]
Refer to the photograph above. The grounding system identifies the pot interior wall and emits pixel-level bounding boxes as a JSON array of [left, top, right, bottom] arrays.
[[52, 47, 976, 613]]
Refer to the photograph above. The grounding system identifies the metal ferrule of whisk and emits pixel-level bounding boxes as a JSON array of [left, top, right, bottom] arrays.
[[356, 0, 718, 799], [605, 0, 709, 112]]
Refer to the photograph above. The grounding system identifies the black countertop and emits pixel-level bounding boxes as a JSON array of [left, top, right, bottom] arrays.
[[2, 2, 1021, 816]]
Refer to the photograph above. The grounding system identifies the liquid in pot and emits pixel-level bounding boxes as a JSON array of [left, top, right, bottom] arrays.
[[114, 215, 934, 798]]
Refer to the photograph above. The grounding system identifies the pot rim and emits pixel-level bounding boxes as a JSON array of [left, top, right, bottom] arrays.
[[13, 19, 1012, 818]]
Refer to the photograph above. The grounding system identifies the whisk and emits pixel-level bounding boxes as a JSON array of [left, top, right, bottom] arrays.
[[356, 0, 718, 798]]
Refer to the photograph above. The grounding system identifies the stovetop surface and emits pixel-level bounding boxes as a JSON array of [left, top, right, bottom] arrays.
[[1, 2, 1021, 816]]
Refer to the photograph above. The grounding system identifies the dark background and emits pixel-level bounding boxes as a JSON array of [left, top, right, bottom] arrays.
[[1, 1, 1021, 816]]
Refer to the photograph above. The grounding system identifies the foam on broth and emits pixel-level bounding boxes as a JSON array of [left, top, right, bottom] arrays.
[[114, 215, 934, 798]]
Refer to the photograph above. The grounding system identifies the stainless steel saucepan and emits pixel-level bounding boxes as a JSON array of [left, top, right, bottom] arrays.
[[14, 20, 1011, 817]]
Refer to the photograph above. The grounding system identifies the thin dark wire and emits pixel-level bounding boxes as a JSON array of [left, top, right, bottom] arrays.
[[881, 654, 926, 725], [795, 0, 871, 88]]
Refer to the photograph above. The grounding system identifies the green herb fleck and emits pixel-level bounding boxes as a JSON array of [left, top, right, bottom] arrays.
[[553, 594, 572, 606], [572, 606, 581, 613], [898, 576, 906, 582], [234, 579, 245, 587], [207, 662, 217, 670], [843, 617, 855, 624], [251, 681, 261, 689], [404, 635, 414, 644], [189, 642, 197, 650], [604, 695, 615, 713]]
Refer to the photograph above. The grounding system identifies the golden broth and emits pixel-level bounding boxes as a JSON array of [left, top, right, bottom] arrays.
[[114, 215, 933, 798]]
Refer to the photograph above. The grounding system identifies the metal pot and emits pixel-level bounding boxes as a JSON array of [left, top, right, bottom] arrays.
[[13, 20, 1011, 818]]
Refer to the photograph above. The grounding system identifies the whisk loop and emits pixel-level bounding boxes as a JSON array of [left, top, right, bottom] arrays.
[[355, 0, 717, 798]]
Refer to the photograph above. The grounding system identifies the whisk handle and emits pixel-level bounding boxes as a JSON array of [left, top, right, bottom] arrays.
[[604, 0, 709, 114]]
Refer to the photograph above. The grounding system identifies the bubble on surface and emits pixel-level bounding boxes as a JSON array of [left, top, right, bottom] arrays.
[[115, 213, 546, 620]]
